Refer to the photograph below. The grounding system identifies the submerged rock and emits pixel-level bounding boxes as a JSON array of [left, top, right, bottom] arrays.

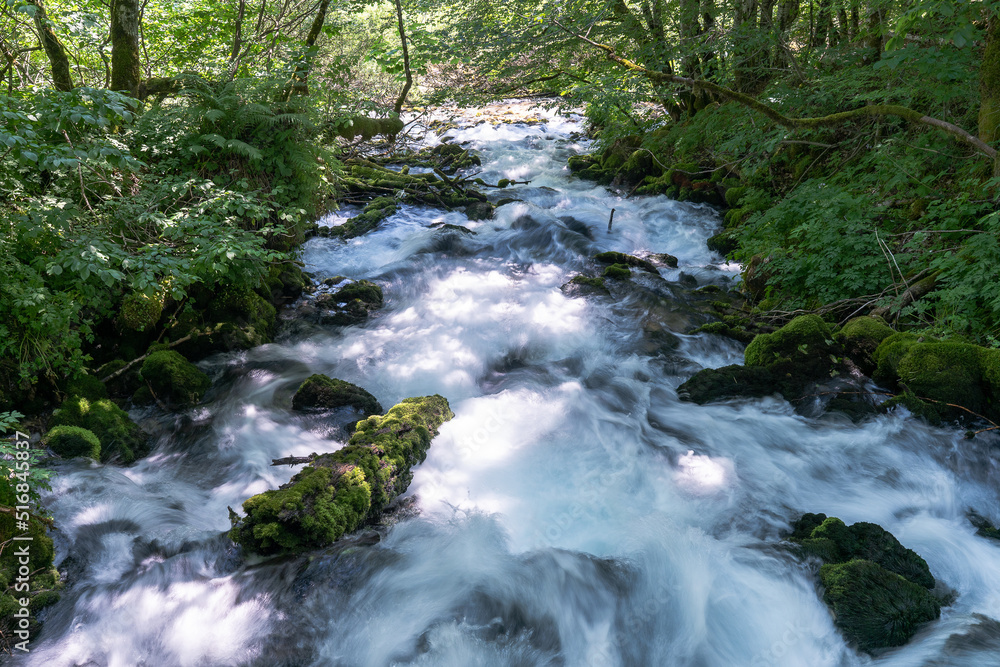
[[790, 513, 941, 653], [230, 395, 454, 555], [137, 350, 211, 409], [291, 374, 382, 415], [314, 280, 384, 326]]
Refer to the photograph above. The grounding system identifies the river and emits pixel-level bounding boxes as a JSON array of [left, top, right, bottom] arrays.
[[17, 106, 1000, 667]]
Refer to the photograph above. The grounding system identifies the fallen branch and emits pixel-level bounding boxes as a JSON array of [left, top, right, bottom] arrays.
[[271, 455, 317, 466]]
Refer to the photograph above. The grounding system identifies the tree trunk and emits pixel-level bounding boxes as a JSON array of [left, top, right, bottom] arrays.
[[110, 0, 141, 95], [392, 0, 412, 115], [865, 0, 884, 62], [26, 0, 73, 91], [813, 0, 833, 47], [281, 0, 330, 100]]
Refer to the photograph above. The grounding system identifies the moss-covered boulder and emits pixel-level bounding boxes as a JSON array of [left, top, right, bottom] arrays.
[[680, 316, 843, 407], [896, 342, 987, 416], [820, 560, 940, 653], [49, 396, 147, 463], [677, 364, 779, 404], [43, 425, 101, 459], [331, 197, 399, 239], [836, 316, 895, 376], [63, 373, 108, 402], [793, 515, 934, 589], [230, 395, 453, 555], [564, 274, 610, 296], [744, 315, 836, 369], [789, 513, 940, 653], [602, 263, 631, 280], [291, 375, 382, 415], [315, 280, 384, 326], [594, 251, 659, 274], [138, 350, 211, 409], [117, 289, 165, 332], [207, 284, 277, 348], [872, 332, 921, 387]]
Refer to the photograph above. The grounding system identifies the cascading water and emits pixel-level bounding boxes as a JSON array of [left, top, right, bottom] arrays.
[[16, 106, 1000, 667]]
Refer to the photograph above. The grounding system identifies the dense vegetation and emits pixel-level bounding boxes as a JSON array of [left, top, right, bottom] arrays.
[[3, 0, 1000, 654]]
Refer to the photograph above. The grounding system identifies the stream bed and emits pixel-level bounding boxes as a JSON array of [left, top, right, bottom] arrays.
[[17, 107, 1000, 667]]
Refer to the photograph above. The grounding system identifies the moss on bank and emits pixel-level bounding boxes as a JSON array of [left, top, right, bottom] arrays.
[[49, 395, 147, 463], [137, 350, 211, 409]]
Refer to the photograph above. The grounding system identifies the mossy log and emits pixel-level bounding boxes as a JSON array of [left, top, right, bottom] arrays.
[[229, 395, 453, 555]]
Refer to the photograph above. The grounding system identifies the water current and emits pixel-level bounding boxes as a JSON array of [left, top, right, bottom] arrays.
[[17, 106, 1000, 667]]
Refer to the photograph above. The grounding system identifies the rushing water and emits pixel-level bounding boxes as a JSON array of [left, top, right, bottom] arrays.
[[16, 107, 1000, 667]]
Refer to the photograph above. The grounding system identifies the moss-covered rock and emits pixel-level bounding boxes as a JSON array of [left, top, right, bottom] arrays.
[[896, 342, 987, 416], [331, 197, 399, 239], [594, 251, 659, 273], [602, 263, 631, 280], [138, 350, 211, 409], [465, 201, 494, 221], [566, 275, 610, 295], [117, 289, 165, 332], [744, 315, 836, 369], [677, 364, 779, 404], [315, 280, 384, 326], [291, 375, 382, 415], [49, 396, 147, 463], [836, 316, 895, 376], [872, 332, 921, 387], [707, 231, 738, 257], [230, 395, 454, 555], [64, 374, 108, 402], [819, 559, 940, 653], [793, 515, 934, 589], [43, 425, 101, 459], [789, 514, 941, 652]]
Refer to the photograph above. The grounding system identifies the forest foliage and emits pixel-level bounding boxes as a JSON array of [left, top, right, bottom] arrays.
[[3, 0, 1000, 406]]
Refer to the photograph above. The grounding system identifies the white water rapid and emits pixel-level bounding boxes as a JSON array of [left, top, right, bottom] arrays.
[[15, 106, 1000, 667]]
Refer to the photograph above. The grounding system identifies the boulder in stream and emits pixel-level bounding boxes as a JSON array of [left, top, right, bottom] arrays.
[[230, 395, 454, 555], [291, 374, 382, 415], [790, 513, 941, 653], [49, 395, 148, 463], [137, 350, 211, 409]]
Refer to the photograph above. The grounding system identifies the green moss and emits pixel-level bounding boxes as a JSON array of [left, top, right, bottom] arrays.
[[594, 251, 659, 273], [331, 197, 399, 239], [291, 374, 383, 415], [896, 342, 985, 415], [43, 425, 101, 459], [567, 154, 598, 172], [602, 263, 631, 280], [677, 364, 779, 404], [49, 396, 147, 463], [707, 231, 738, 257], [744, 315, 835, 369], [230, 395, 454, 555], [872, 332, 922, 386], [118, 289, 165, 332], [139, 350, 211, 409], [724, 186, 748, 207], [333, 280, 383, 308], [569, 275, 609, 294], [791, 514, 935, 589], [64, 374, 108, 401], [834, 316, 894, 376], [819, 560, 940, 652]]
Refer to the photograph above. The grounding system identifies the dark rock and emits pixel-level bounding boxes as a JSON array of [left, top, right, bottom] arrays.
[[291, 375, 382, 415]]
